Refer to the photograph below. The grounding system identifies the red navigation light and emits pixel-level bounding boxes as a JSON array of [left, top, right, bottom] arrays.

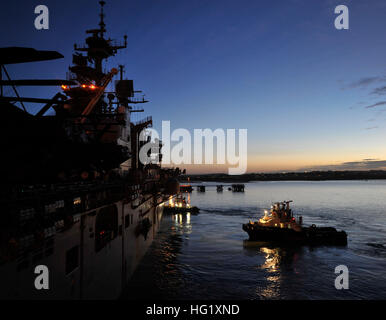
[[89, 84, 96, 90]]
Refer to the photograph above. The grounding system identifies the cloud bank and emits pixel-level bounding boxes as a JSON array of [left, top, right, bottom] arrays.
[[300, 159, 386, 171]]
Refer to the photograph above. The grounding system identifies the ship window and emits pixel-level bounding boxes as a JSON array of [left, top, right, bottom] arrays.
[[65, 245, 79, 275], [73, 197, 82, 213], [125, 215, 130, 228], [95, 205, 118, 252]]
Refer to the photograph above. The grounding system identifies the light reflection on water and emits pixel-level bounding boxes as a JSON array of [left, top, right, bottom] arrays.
[[124, 181, 386, 300]]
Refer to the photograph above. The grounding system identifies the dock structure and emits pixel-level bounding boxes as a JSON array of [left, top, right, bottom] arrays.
[[197, 185, 206, 192], [180, 185, 193, 193], [231, 184, 245, 192], [184, 184, 246, 192]]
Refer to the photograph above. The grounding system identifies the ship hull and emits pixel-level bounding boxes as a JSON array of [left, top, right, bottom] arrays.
[[0, 192, 165, 299], [163, 206, 199, 214], [242, 224, 347, 246]]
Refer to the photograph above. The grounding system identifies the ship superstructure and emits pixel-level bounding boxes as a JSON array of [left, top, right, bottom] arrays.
[[0, 1, 181, 299]]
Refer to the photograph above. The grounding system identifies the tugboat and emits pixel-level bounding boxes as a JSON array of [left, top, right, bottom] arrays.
[[242, 201, 347, 246], [164, 194, 200, 214]]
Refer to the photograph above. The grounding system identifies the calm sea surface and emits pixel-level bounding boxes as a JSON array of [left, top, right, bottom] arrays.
[[124, 180, 386, 300]]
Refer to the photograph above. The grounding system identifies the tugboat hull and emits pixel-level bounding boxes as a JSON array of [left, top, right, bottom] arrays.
[[242, 224, 347, 246], [164, 206, 199, 214]]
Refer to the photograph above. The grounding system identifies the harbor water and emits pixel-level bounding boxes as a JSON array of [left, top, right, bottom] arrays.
[[124, 180, 386, 300]]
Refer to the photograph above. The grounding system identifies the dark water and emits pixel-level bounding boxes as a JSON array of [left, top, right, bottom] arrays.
[[124, 181, 386, 300]]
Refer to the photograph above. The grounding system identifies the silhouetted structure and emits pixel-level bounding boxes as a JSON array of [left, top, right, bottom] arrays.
[[180, 185, 193, 193], [232, 184, 245, 192], [181, 170, 386, 182], [0, 1, 182, 299]]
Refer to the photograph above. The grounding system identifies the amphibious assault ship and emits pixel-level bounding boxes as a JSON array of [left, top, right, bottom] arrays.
[[0, 1, 181, 299]]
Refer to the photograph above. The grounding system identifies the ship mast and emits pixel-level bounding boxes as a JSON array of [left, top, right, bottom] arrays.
[[72, 0, 127, 82], [99, 0, 106, 38]]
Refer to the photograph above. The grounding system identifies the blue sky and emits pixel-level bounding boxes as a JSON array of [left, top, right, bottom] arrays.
[[2, 0, 386, 173]]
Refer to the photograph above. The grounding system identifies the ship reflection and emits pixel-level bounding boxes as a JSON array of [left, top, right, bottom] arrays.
[[172, 212, 192, 234], [259, 246, 282, 271], [173, 212, 191, 225], [124, 214, 188, 300], [243, 241, 303, 299]]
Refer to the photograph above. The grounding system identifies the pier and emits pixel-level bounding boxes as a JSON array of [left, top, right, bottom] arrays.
[[197, 185, 206, 192], [179, 184, 245, 193]]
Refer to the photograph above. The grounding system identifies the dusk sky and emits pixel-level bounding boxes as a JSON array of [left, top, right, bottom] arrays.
[[2, 0, 386, 173]]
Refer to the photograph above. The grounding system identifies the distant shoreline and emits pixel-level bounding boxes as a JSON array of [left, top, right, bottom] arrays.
[[179, 170, 386, 183]]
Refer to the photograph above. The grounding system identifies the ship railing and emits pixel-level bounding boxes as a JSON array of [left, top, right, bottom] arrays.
[[128, 97, 148, 104], [0, 174, 171, 209], [132, 116, 152, 127], [108, 39, 126, 48], [129, 106, 145, 113]]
